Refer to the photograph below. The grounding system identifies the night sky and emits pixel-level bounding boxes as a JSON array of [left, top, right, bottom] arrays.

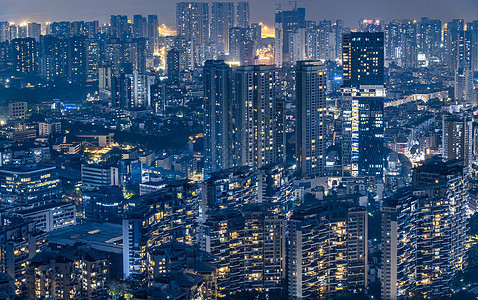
[[2, 0, 478, 27]]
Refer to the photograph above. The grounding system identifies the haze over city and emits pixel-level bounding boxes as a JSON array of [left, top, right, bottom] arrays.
[[2, 0, 478, 26]]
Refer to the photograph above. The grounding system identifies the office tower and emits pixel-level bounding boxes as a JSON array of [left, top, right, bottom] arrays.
[[110, 15, 130, 40], [166, 49, 180, 83], [211, 2, 234, 55], [67, 36, 86, 82], [147, 15, 159, 52], [288, 200, 367, 299], [0, 163, 60, 206], [0, 215, 47, 297], [442, 114, 473, 167], [27, 246, 109, 299], [122, 182, 199, 278], [296, 61, 327, 178], [418, 18, 442, 59], [342, 32, 385, 178], [228, 26, 254, 65], [11, 38, 37, 74], [454, 65, 474, 102], [236, 2, 249, 28], [82, 187, 124, 223], [204, 60, 233, 173], [342, 32, 384, 87], [382, 161, 469, 299], [85, 38, 99, 82], [274, 7, 306, 67], [81, 164, 119, 189], [234, 65, 286, 167], [176, 2, 209, 46], [201, 166, 258, 220], [27, 23, 41, 41], [200, 204, 285, 296], [132, 15, 147, 38]]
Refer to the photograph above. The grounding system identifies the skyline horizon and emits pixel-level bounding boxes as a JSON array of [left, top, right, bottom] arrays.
[[1, 0, 478, 29]]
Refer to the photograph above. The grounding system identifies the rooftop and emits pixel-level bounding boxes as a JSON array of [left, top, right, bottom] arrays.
[[47, 222, 122, 254]]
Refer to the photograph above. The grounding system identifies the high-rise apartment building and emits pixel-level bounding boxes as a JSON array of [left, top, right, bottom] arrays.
[[200, 204, 285, 296], [296, 61, 327, 178], [288, 200, 368, 299], [274, 7, 306, 67], [233, 65, 286, 167], [236, 2, 250, 28], [442, 114, 473, 167], [147, 15, 159, 52], [204, 60, 233, 173], [122, 182, 199, 278], [211, 2, 234, 55], [11, 38, 37, 74], [382, 160, 469, 299], [176, 2, 209, 46]]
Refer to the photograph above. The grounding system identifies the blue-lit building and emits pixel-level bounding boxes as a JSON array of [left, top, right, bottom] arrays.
[[342, 32, 385, 178], [0, 163, 60, 206]]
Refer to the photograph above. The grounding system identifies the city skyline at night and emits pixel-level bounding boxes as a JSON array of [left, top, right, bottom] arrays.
[[2, 0, 478, 27]]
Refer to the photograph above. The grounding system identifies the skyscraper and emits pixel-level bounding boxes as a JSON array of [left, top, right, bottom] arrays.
[[274, 7, 306, 67], [234, 65, 286, 168], [132, 15, 147, 38], [204, 60, 233, 173], [236, 2, 250, 28], [382, 160, 469, 299], [296, 61, 327, 178], [342, 32, 385, 178], [200, 204, 285, 296], [342, 32, 384, 87], [211, 2, 234, 55], [11, 38, 37, 74], [110, 15, 130, 40], [176, 2, 209, 46], [147, 15, 159, 52], [288, 199, 368, 299]]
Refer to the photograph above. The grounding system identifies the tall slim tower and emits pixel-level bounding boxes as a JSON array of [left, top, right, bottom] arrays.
[[147, 15, 159, 52], [296, 61, 327, 178], [211, 2, 234, 55], [204, 60, 233, 173], [236, 2, 250, 28], [176, 2, 209, 46], [234, 65, 285, 168], [274, 7, 305, 67], [342, 32, 385, 178]]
